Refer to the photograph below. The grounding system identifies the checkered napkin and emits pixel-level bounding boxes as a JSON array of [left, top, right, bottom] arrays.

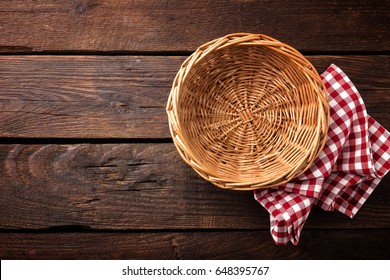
[[254, 64, 390, 245]]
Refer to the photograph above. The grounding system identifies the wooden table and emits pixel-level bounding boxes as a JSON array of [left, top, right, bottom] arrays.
[[0, 0, 389, 259]]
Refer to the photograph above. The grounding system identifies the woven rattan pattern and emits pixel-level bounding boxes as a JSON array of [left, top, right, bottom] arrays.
[[167, 33, 329, 190]]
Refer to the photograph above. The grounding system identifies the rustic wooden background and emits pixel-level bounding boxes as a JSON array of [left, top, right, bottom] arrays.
[[0, 0, 389, 259]]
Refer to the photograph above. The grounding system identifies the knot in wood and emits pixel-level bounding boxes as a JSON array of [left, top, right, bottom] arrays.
[[76, 4, 85, 13]]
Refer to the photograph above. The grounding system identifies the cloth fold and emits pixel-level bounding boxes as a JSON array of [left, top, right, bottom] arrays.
[[254, 64, 390, 245]]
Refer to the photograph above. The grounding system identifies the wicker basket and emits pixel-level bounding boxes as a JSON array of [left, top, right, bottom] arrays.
[[166, 33, 329, 190]]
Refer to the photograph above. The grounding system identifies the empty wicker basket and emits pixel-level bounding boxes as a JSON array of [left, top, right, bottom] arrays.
[[166, 33, 329, 190]]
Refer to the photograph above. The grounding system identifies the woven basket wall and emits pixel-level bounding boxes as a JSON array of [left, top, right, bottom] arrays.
[[167, 33, 329, 190]]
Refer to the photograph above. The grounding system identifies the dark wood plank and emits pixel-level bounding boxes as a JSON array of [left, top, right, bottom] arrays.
[[0, 0, 388, 52], [0, 55, 389, 138], [0, 55, 176, 138], [1, 230, 389, 259], [1, 143, 389, 230]]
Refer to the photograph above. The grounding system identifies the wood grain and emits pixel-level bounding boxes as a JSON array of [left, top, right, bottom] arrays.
[[1, 143, 389, 230], [1, 230, 389, 259], [1, 0, 388, 261], [0, 55, 176, 138], [0, 0, 388, 53], [0, 55, 389, 138]]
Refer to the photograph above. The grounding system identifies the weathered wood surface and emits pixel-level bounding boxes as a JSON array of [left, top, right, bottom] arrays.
[[1, 0, 389, 260], [1, 55, 389, 138], [0, 0, 388, 53], [1, 144, 389, 230], [1, 230, 389, 259]]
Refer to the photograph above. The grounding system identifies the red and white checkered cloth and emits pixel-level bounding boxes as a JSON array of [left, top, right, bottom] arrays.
[[254, 64, 390, 245]]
